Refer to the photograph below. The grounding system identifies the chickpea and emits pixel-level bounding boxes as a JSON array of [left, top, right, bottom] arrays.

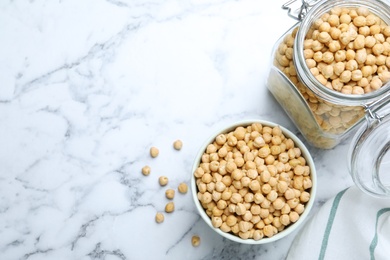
[[233, 127, 246, 141], [249, 180, 261, 192], [300, 191, 311, 203], [172, 139, 183, 150], [364, 14, 376, 26], [346, 49, 356, 60], [241, 176, 251, 187], [219, 222, 231, 233], [353, 35, 365, 49], [201, 173, 212, 184], [370, 25, 381, 35], [272, 197, 286, 210], [280, 214, 290, 226], [371, 77, 383, 90], [359, 26, 370, 36], [284, 188, 295, 200], [351, 69, 363, 81], [346, 60, 358, 71], [340, 70, 352, 83], [226, 161, 237, 174], [253, 230, 264, 241], [231, 224, 240, 234], [191, 235, 201, 247], [377, 55, 386, 66], [206, 144, 217, 154], [353, 16, 367, 27], [316, 74, 328, 85], [200, 192, 212, 204], [263, 225, 275, 238], [352, 86, 364, 94], [265, 190, 277, 202], [304, 49, 314, 59], [238, 221, 253, 233], [281, 203, 291, 215], [166, 189, 175, 199], [178, 182, 188, 194], [159, 176, 168, 186], [224, 215, 237, 227], [339, 32, 351, 45], [165, 202, 175, 213], [289, 211, 300, 223], [373, 43, 384, 56], [141, 166, 151, 176], [322, 52, 335, 64], [201, 163, 211, 175], [340, 13, 352, 24], [150, 147, 159, 158], [211, 216, 223, 228], [322, 65, 334, 78], [251, 192, 264, 204], [318, 31, 331, 44], [155, 212, 164, 223], [260, 199, 271, 209], [246, 169, 258, 180], [230, 193, 243, 204], [329, 41, 341, 52], [332, 78, 344, 91], [230, 169, 242, 181], [340, 83, 354, 94], [330, 27, 341, 40], [379, 71, 390, 83], [354, 50, 366, 65], [227, 135, 238, 147], [197, 182, 206, 193], [295, 204, 305, 215], [242, 211, 253, 222], [216, 134, 227, 145], [328, 14, 340, 27], [217, 200, 227, 210], [202, 154, 210, 163]]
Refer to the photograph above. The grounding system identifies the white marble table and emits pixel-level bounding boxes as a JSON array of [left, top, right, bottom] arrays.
[[0, 0, 356, 259]]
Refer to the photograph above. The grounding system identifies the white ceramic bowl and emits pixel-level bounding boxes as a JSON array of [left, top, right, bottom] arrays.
[[191, 119, 317, 244]]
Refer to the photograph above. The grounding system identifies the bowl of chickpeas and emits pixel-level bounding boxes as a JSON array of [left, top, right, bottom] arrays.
[[191, 119, 317, 244]]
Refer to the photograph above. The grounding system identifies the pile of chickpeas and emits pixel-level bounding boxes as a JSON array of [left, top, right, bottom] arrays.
[[194, 123, 313, 240], [275, 6, 390, 135]]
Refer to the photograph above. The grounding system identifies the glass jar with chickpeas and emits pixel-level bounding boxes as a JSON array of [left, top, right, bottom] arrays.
[[267, 0, 390, 197]]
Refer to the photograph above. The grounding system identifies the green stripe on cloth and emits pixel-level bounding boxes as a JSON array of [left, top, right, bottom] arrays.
[[319, 188, 348, 260], [369, 208, 390, 260]]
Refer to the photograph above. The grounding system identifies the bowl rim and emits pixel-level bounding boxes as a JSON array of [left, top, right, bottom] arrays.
[[191, 119, 317, 244]]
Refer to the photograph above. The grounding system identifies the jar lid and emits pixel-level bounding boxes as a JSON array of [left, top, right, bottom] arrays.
[[349, 105, 390, 198]]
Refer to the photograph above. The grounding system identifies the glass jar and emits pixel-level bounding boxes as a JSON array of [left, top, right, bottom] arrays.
[[266, 0, 390, 197]]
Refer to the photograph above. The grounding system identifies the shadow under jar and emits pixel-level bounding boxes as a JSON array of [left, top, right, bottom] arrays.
[[267, 0, 390, 197]]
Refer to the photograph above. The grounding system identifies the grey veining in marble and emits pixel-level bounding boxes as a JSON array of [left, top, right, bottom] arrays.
[[0, 0, 356, 259]]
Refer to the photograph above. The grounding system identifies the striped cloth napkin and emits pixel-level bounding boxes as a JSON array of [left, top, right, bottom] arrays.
[[287, 186, 390, 260]]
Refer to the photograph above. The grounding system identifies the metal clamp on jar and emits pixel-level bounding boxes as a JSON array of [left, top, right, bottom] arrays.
[[266, 0, 390, 197]]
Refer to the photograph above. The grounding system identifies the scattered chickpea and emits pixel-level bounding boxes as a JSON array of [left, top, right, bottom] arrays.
[[165, 189, 175, 200], [165, 202, 175, 213], [150, 147, 159, 158], [178, 182, 188, 194], [173, 140, 183, 150], [142, 166, 151, 176], [155, 212, 164, 223], [191, 235, 201, 247], [159, 176, 168, 186]]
